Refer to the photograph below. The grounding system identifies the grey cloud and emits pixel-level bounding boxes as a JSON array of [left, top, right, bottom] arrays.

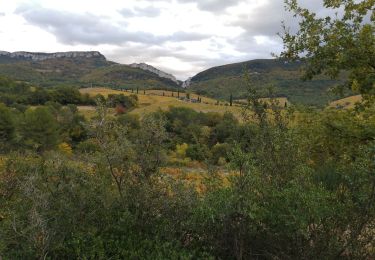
[[169, 31, 208, 42], [231, 33, 283, 58], [230, 1, 297, 38], [118, 8, 135, 17], [176, 0, 242, 12], [119, 6, 161, 18], [0, 12, 5, 16], [15, 5, 210, 46], [230, 0, 348, 38], [227, 0, 332, 54]]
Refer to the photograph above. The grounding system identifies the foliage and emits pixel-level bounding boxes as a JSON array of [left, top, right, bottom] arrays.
[[281, 0, 374, 98], [0, 104, 15, 151], [107, 93, 138, 110], [0, 77, 96, 106], [19, 107, 60, 152]]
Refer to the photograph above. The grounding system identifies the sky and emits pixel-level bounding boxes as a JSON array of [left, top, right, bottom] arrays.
[[0, 0, 327, 79]]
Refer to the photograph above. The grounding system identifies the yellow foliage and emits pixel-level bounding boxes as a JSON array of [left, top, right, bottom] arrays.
[[58, 142, 73, 155], [176, 143, 188, 159], [217, 157, 227, 166]]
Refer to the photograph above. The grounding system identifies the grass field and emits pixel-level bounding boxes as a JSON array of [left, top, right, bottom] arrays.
[[235, 97, 289, 107], [79, 87, 243, 118], [329, 95, 362, 109]]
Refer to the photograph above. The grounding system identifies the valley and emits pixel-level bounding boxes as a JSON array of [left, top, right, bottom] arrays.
[[0, 51, 352, 107]]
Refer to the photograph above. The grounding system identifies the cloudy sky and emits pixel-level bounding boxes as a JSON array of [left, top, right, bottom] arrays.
[[0, 0, 326, 79]]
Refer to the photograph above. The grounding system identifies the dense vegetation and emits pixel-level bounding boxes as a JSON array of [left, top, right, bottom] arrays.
[[1, 74, 374, 258], [0, 77, 94, 107]]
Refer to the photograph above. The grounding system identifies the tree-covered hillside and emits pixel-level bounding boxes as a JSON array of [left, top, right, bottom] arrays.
[[0, 52, 181, 89], [82, 65, 180, 90], [188, 59, 347, 106]]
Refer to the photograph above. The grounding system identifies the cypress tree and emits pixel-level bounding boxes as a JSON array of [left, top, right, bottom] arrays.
[[230, 93, 233, 106]]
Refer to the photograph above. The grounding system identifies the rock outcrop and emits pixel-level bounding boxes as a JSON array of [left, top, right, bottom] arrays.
[[129, 62, 178, 84], [182, 77, 192, 88], [0, 51, 106, 61]]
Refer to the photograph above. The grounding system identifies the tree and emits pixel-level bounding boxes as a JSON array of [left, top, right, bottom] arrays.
[[50, 86, 82, 105], [107, 94, 138, 110], [0, 104, 15, 150], [280, 0, 374, 99], [20, 107, 60, 151], [29, 87, 50, 105], [134, 114, 167, 179], [229, 93, 233, 106]]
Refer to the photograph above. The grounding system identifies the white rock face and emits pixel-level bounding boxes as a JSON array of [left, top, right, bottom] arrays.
[[130, 63, 178, 84], [0, 51, 105, 61], [182, 77, 192, 88]]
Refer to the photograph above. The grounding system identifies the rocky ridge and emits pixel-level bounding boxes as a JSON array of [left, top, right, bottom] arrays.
[[0, 51, 105, 61], [130, 62, 178, 84]]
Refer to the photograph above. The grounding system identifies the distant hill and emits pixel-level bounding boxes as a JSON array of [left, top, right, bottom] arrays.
[[187, 59, 348, 106], [0, 51, 180, 89]]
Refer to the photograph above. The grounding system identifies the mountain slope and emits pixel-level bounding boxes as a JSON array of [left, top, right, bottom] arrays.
[[0, 51, 180, 89], [82, 64, 180, 89], [188, 59, 347, 106]]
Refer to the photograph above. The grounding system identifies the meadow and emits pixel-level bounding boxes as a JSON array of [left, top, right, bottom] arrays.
[[79, 87, 243, 117], [329, 95, 363, 109]]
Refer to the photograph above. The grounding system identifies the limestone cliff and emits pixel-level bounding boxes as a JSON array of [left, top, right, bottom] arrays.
[[129, 63, 178, 84], [0, 51, 106, 61]]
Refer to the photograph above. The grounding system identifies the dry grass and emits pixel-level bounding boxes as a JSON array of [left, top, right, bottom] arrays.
[[79, 87, 243, 118], [329, 95, 362, 109], [76, 105, 98, 119], [80, 87, 125, 97], [235, 97, 289, 107]]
